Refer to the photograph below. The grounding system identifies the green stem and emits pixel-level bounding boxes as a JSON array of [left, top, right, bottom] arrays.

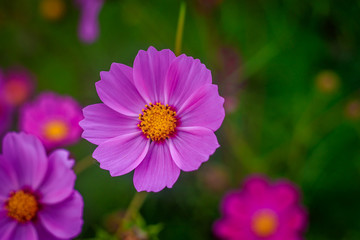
[[115, 192, 148, 238], [174, 2, 186, 56]]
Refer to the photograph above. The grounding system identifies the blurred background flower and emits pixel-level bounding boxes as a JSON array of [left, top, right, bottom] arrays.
[[19, 92, 83, 150], [214, 175, 307, 239]]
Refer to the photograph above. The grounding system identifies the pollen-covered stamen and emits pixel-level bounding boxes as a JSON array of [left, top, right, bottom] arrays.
[[5, 190, 39, 223], [138, 102, 177, 141]]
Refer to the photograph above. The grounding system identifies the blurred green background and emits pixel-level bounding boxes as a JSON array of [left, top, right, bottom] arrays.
[[1, 0, 360, 239]]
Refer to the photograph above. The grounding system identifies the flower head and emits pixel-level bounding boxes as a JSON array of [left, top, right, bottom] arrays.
[[0, 67, 35, 107], [214, 175, 307, 239], [76, 0, 104, 44], [20, 92, 83, 150], [0, 132, 83, 239], [80, 46, 225, 192], [40, 0, 66, 21]]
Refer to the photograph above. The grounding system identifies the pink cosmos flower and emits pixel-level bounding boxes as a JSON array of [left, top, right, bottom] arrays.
[[19, 92, 83, 150], [76, 0, 104, 44], [80, 46, 225, 192], [0, 67, 35, 107], [0, 132, 83, 239], [214, 175, 307, 240]]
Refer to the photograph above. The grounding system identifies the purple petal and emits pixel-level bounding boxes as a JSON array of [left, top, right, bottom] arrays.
[[93, 132, 150, 176], [10, 223, 38, 240], [97, 63, 146, 116], [0, 155, 18, 200], [38, 150, 76, 204], [168, 126, 219, 171], [177, 84, 225, 131], [133, 143, 180, 192], [35, 221, 67, 240], [164, 54, 212, 108], [80, 103, 139, 145], [0, 211, 17, 239], [39, 191, 83, 239], [2, 132, 48, 190], [133, 46, 176, 103]]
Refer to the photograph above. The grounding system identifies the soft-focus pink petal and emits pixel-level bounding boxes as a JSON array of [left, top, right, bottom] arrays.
[[38, 150, 76, 204], [97, 63, 146, 117], [133, 46, 176, 103], [80, 103, 139, 145], [168, 126, 219, 171], [177, 84, 224, 131], [133, 143, 180, 192], [221, 192, 249, 220], [10, 223, 38, 240], [164, 54, 212, 108], [0, 155, 18, 200], [93, 132, 149, 176], [2, 132, 48, 190], [243, 175, 269, 198], [0, 211, 17, 240], [213, 219, 248, 240], [39, 191, 83, 239], [271, 181, 300, 212], [286, 207, 307, 232]]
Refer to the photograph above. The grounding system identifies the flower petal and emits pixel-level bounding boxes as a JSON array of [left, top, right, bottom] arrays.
[[177, 84, 225, 131], [93, 132, 150, 176], [10, 223, 38, 240], [34, 221, 66, 240], [2, 132, 48, 190], [133, 143, 180, 192], [80, 103, 139, 145], [271, 181, 300, 212], [0, 211, 17, 240], [38, 150, 76, 204], [133, 46, 176, 103], [39, 191, 83, 239], [97, 63, 146, 116], [164, 54, 212, 108], [168, 126, 219, 171], [0, 155, 18, 200]]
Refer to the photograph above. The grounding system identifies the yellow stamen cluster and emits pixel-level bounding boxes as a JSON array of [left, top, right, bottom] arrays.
[[6, 190, 39, 223], [43, 120, 69, 141], [138, 102, 177, 141], [251, 210, 278, 237]]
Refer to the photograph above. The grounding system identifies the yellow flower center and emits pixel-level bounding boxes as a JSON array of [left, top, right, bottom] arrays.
[[5, 190, 39, 223], [138, 103, 177, 142], [44, 120, 69, 141], [251, 209, 278, 237]]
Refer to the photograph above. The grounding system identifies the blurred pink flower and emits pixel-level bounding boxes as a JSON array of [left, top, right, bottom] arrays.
[[0, 67, 35, 107], [19, 92, 83, 150], [76, 0, 104, 44], [0, 132, 83, 239], [80, 46, 225, 192], [214, 175, 307, 239]]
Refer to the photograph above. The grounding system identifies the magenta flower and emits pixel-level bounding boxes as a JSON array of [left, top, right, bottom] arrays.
[[76, 0, 104, 44], [20, 92, 83, 150], [80, 46, 225, 192], [0, 67, 35, 107], [214, 175, 307, 240], [0, 132, 83, 239]]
